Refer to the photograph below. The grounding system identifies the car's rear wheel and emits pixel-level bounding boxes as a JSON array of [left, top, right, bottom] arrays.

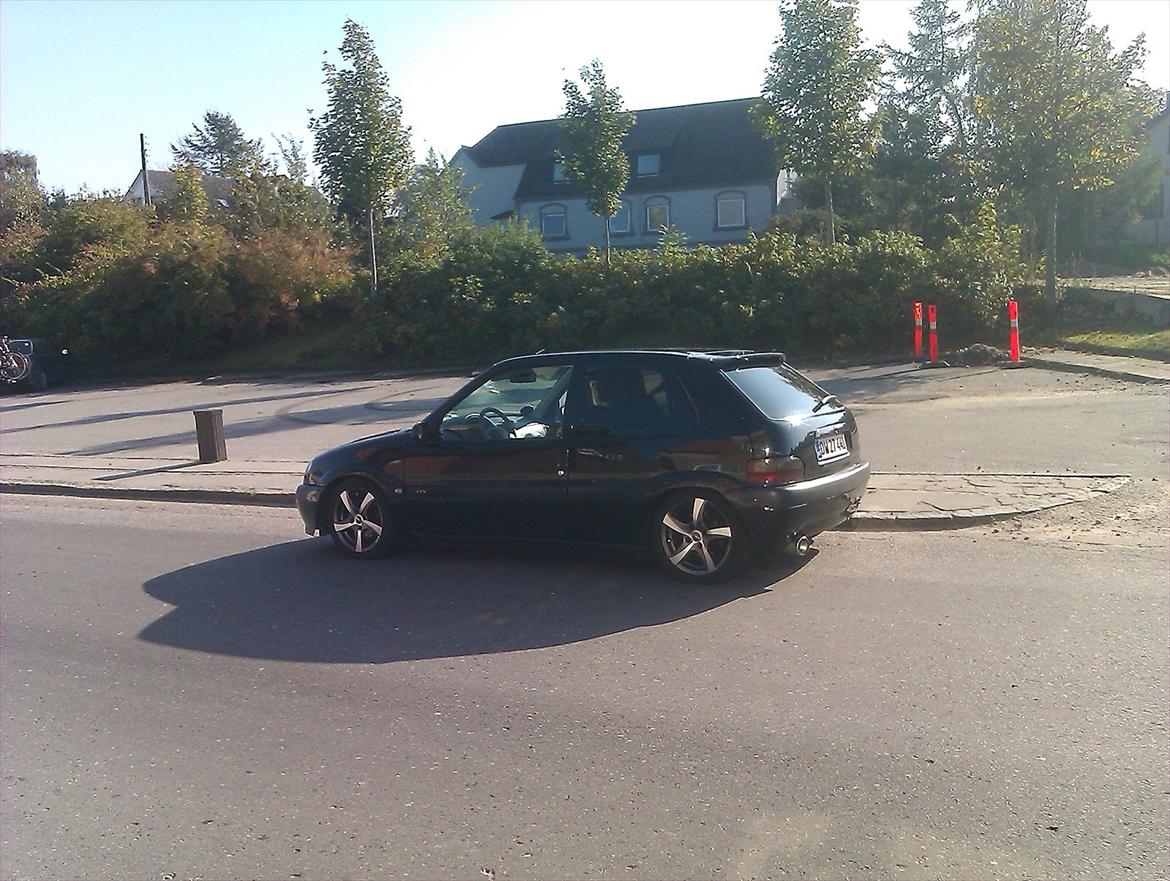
[[327, 479, 392, 559], [653, 491, 750, 582]]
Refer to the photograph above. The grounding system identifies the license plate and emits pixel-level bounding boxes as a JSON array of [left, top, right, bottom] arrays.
[[814, 432, 849, 464]]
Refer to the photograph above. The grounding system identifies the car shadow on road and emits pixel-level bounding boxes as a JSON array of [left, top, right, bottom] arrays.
[[138, 541, 809, 664]]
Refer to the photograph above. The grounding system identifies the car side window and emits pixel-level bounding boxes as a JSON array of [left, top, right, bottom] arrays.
[[573, 363, 698, 436], [440, 364, 573, 443]]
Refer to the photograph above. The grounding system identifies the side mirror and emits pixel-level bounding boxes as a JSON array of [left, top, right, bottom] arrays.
[[412, 421, 438, 445]]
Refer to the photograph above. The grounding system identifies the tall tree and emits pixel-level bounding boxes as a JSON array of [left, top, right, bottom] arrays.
[[310, 19, 413, 296], [972, 0, 1157, 300], [172, 111, 264, 175], [0, 151, 45, 233], [753, 0, 881, 244], [387, 149, 475, 257], [559, 60, 635, 263], [166, 163, 209, 223]]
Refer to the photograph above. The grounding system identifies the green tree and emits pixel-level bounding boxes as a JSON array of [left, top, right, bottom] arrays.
[[386, 149, 475, 257], [172, 111, 264, 175], [753, 0, 882, 244], [559, 59, 635, 263], [310, 19, 413, 296], [972, 0, 1158, 300], [0, 151, 45, 233], [166, 163, 209, 224]]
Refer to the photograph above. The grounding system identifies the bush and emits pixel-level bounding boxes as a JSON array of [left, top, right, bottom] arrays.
[[363, 218, 1023, 363]]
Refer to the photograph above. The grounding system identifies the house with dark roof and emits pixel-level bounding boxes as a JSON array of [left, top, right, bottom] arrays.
[[453, 97, 794, 253], [122, 168, 234, 208], [1127, 92, 1170, 247]]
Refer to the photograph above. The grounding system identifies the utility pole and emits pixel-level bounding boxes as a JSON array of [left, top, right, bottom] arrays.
[[139, 133, 151, 206]]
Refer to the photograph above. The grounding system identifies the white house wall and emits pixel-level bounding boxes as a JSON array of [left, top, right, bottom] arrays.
[[516, 182, 779, 253], [453, 154, 526, 226]]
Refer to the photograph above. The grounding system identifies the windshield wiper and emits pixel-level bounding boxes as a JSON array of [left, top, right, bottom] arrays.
[[812, 393, 840, 413]]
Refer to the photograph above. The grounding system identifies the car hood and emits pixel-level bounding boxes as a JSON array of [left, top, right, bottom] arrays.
[[310, 427, 414, 470]]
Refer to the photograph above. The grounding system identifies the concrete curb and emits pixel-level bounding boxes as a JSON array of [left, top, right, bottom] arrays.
[[1026, 356, 1170, 384], [0, 482, 292, 508]]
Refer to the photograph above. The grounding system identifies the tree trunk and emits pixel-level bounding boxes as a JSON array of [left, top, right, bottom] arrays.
[[1044, 190, 1058, 304], [823, 179, 836, 246], [604, 215, 612, 265], [368, 205, 378, 298]]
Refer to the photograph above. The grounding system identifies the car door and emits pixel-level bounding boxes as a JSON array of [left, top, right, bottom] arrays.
[[564, 360, 703, 547], [404, 363, 573, 542]]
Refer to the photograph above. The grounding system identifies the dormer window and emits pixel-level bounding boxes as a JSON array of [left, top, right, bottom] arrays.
[[636, 153, 660, 177], [553, 160, 566, 183]]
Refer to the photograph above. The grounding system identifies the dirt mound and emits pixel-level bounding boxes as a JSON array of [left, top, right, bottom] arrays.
[[941, 343, 1009, 366]]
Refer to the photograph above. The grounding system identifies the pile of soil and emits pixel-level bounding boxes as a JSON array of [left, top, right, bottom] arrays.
[[941, 343, 1010, 366]]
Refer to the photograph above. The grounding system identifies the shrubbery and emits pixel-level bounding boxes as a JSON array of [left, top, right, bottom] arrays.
[[1, 189, 1025, 370], [363, 208, 1024, 363]]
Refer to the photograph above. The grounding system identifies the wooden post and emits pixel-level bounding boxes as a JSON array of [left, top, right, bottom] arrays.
[[194, 409, 227, 462], [140, 133, 151, 206]]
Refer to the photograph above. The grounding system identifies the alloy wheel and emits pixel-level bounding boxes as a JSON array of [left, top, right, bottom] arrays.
[[659, 495, 734, 576], [331, 486, 385, 555]]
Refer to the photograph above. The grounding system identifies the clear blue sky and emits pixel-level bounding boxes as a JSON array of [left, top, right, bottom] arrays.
[[2, 0, 1167, 195]]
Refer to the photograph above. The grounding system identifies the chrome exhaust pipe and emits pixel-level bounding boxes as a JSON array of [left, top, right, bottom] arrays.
[[792, 534, 812, 557]]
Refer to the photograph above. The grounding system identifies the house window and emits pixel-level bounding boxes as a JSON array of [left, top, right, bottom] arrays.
[[553, 160, 566, 183], [636, 153, 660, 177], [609, 202, 632, 234], [540, 205, 567, 239], [645, 201, 669, 233], [716, 193, 746, 229]]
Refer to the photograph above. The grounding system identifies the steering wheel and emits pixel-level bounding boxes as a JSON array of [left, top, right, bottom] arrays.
[[478, 406, 517, 437]]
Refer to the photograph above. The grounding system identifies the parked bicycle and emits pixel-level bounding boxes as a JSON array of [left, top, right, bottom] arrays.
[[1, 336, 32, 384]]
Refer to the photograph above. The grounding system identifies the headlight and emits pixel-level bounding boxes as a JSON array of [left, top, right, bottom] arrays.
[[304, 467, 323, 485]]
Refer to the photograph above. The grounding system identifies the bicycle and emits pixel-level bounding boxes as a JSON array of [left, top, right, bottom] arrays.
[[0, 336, 32, 384]]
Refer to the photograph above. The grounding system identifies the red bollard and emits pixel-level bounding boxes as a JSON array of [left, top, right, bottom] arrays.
[[913, 301, 923, 360], [927, 304, 939, 363], [1008, 299, 1020, 362]]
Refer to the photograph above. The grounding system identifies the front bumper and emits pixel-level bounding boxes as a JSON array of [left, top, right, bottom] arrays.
[[725, 461, 871, 551], [296, 483, 323, 535]]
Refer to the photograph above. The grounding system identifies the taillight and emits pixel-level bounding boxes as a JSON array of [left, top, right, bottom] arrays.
[[746, 455, 805, 487]]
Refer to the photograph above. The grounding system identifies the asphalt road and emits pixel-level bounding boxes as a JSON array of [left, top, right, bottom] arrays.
[[2, 494, 1167, 881], [2, 363, 1168, 879]]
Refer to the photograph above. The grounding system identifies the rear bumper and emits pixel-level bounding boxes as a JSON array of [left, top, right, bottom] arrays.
[[725, 461, 870, 551], [296, 483, 322, 535]]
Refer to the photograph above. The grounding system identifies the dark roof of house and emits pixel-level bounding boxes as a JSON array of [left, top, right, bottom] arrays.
[[127, 169, 235, 204], [461, 97, 778, 201]]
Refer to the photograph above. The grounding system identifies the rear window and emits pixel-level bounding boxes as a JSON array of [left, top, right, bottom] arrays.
[[723, 365, 826, 419]]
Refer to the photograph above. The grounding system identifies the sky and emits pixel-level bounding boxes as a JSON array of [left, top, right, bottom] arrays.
[[2, 0, 1168, 196]]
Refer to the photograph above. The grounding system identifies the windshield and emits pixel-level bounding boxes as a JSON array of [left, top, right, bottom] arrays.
[[723, 364, 830, 419], [441, 364, 573, 441]]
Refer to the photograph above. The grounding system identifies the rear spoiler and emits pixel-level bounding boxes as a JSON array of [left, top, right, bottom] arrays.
[[711, 351, 787, 370]]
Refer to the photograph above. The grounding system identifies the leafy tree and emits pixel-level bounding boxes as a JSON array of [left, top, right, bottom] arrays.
[[311, 19, 413, 296], [385, 149, 476, 257], [172, 111, 264, 175], [165, 163, 210, 224], [753, 0, 882, 244], [0, 151, 45, 233], [559, 60, 635, 263], [971, 0, 1158, 299]]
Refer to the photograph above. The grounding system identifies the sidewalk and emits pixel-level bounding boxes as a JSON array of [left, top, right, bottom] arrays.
[[1026, 348, 1170, 383], [0, 453, 1130, 530]]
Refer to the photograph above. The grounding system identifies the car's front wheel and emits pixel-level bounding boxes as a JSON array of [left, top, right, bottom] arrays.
[[653, 491, 750, 582], [327, 479, 393, 559]]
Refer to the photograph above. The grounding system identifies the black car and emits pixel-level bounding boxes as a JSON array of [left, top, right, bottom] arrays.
[[297, 350, 870, 581], [3, 338, 73, 391]]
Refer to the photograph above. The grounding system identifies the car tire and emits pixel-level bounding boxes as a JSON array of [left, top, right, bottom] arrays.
[[652, 491, 751, 583], [326, 478, 394, 559]]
